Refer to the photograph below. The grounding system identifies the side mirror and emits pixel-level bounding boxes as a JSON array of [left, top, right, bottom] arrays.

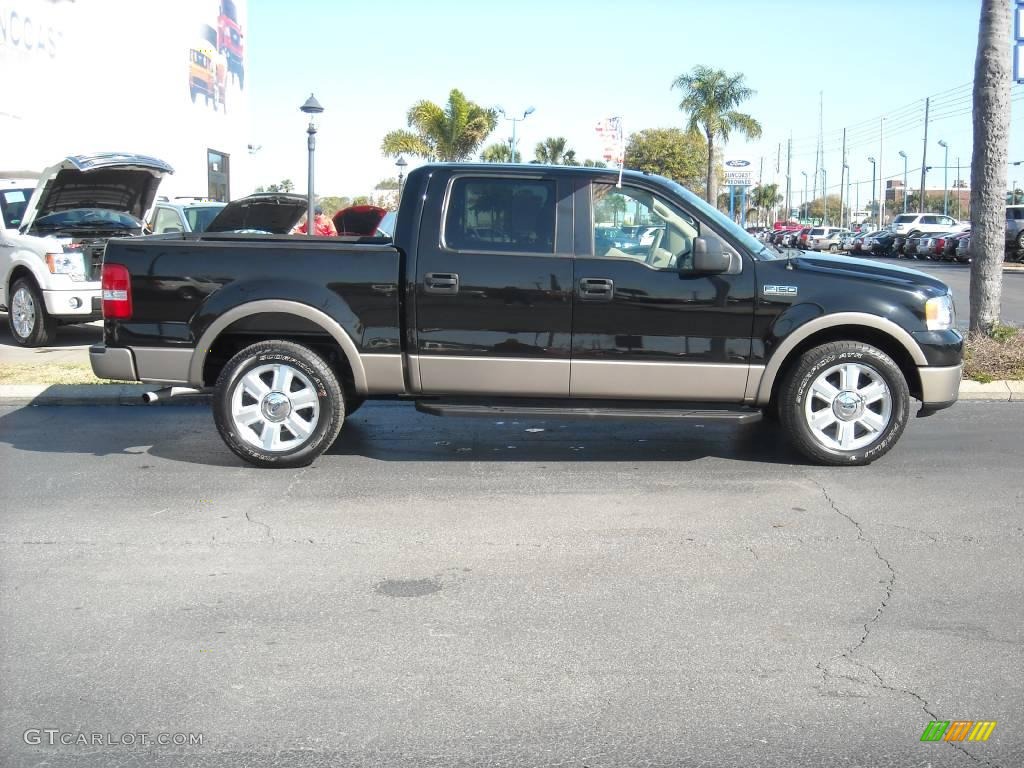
[[684, 237, 730, 274]]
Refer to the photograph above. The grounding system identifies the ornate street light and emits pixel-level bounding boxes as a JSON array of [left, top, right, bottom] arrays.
[[395, 156, 408, 201], [300, 94, 324, 236]]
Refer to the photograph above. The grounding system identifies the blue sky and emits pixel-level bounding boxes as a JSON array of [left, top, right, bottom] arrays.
[[247, 0, 1023, 204]]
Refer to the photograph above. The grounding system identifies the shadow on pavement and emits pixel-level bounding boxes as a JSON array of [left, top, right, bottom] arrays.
[[0, 402, 808, 468]]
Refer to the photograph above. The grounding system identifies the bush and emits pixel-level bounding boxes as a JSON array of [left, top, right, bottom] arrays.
[[963, 324, 1024, 382]]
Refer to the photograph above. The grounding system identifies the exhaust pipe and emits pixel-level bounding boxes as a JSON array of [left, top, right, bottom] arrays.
[[142, 386, 204, 404]]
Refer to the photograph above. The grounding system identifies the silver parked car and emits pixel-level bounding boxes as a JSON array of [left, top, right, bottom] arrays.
[[806, 226, 850, 252]]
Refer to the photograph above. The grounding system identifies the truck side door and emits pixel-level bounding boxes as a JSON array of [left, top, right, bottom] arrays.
[[411, 172, 574, 396], [570, 180, 757, 400]]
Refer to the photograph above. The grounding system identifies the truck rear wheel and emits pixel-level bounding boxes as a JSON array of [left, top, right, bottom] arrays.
[[8, 277, 57, 347], [778, 341, 909, 466], [213, 340, 344, 468]]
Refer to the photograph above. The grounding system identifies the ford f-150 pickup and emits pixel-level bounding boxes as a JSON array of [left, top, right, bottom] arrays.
[[90, 164, 963, 467]]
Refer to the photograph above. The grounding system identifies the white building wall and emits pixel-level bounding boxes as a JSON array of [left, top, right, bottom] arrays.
[[0, 0, 251, 199]]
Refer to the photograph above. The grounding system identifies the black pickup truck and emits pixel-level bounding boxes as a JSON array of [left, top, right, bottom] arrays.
[[90, 164, 963, 467]]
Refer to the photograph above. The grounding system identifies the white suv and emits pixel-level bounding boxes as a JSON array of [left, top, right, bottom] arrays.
[[891, 212, 967, 236]]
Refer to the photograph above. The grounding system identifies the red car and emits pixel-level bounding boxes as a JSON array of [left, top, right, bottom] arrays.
[[217, 0, 245, 89]]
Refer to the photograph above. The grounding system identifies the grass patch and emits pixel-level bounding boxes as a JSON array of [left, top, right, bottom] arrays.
[[964, 324, 1024, 382], [0, 362, 129, 385]]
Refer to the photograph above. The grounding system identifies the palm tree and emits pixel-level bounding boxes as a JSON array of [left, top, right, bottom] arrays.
[[968, 0, 1011, 335], [672, 66, 762, 204], [481, 143, 512, 163], [381, 89, 498, 162], [533, 136, 572, 165], [750, 183, 782, 226]]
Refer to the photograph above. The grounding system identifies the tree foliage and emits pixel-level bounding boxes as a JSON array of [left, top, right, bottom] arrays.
[[533, 136, 572, 165], [481, 143, 513, 163], [381, 89, 498, 162], [624, 128, 708, 193], [672, 66, 762, 203], [254, 178, 295, 194]]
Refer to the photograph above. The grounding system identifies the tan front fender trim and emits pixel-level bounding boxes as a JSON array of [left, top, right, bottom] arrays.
[[754, 312, 928, 405]]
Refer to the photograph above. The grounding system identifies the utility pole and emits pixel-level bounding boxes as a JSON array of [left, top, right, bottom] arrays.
[[919, 97, 930, 213], [838, 128, 847, 229], [813, 91, 823, 210], [785, 136, 792, 219], [957, 156, 962, 219], [878, 117, 885, 229]]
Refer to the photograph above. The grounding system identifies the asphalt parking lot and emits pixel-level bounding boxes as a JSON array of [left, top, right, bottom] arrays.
[[1, 400, 1021, 767]]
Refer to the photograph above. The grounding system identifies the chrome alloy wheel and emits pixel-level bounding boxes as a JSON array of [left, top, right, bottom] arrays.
[[230, 363, 321, 452], [11, 286, 36, 339], [804, 362, 892, 451]]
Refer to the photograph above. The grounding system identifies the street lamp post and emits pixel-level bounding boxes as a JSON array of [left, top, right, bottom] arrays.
[[898, 150, 908, 213], [938, 140, 949, 215], [395, 156, 408, 202], [497, 106, 535, 162], [801, 170, 808, 221], [867, 156, 877, 228], [300, 94, 324, 237]]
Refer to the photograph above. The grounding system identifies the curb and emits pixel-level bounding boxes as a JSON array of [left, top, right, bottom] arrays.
[[957, 379, 1024, 401], [0, 381, 1020, 406], [0, 384, 211, 407]]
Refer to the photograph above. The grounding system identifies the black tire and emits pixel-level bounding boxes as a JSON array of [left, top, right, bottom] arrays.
[[213, 340, 344, 468], [778, 341, 910, 466], [7, 277, 57, 347], [1016, 231, 1024, 250]]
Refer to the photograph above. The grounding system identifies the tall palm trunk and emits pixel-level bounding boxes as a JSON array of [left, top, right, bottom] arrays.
[[968, 0, 1010, 334], [705, 132, 715, 204]]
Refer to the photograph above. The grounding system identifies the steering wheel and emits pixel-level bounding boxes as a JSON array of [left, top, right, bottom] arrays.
[[643, 227, 665, 266]]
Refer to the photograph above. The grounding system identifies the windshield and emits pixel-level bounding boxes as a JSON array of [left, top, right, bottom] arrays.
[[185, 204, 226, 233], [661, 178, 776, 258], [1, 188, 33, 228], [32, 208, 141, 232]]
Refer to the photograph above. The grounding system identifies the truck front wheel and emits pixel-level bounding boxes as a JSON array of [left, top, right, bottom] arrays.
[[778, 341, 910, 466], [213, 340, 344, 468], [8, 277, 57, 347]]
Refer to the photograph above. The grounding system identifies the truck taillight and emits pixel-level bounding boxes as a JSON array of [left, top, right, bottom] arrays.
[[101, 263, 132, 319]]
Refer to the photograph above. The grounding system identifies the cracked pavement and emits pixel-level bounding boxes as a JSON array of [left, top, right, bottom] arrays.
[[0, 401, 1021, 767]]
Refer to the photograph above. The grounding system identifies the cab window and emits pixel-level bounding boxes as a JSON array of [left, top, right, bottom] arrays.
[[591, 183, 699, 269], [443, 177, 555, 253]]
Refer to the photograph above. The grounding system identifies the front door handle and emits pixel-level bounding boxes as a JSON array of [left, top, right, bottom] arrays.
[[578, 277, 614, 300], [424, 272, 459, 294]]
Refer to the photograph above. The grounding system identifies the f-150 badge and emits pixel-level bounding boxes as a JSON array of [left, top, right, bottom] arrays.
[[763, 285, 798, 296]]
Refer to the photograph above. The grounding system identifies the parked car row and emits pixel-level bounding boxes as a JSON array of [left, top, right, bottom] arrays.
[[757, 207, 1023, 264]]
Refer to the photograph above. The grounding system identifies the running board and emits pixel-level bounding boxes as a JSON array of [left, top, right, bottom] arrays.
[[414, 401, 762, 423]]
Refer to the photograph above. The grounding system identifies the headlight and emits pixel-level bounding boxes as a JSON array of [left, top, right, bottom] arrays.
[[925, 294, 955, 331], [45, 251, 86, 276]]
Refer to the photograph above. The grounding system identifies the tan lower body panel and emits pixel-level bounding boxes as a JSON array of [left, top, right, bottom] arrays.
[[570, 360, 752, 401], [361, 354, 406, 394], [413, 355, 570, 396]]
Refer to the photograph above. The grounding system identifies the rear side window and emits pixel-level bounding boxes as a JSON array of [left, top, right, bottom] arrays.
[[893, 214, 915, 224], [809, 228, 824, 235], [444, 178, 555, 253]]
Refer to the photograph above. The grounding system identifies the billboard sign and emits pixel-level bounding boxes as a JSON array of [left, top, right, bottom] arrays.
[[724, 159, 754, 187], [1015, 3, 1024, 83]]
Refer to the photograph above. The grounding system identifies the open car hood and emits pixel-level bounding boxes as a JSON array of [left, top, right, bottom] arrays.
[[205, 193, 309, 234], [21, 153, 174, 231], [332, 205, 387, 236]]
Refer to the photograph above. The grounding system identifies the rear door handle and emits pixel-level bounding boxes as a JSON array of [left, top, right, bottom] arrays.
[[578, 277, 614, 300], [424, 272, 459, 294]]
